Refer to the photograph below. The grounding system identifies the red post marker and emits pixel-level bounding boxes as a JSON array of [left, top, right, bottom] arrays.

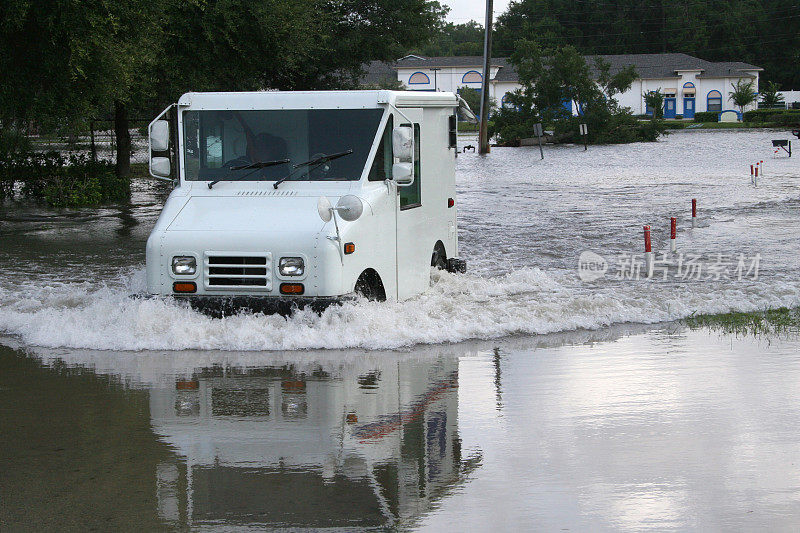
[[643, 225, 654, 277], [692, 198, 697, 228], [670, 217, 677, 252], [755, 166, 758, 177], [750, 164, 754, 176]]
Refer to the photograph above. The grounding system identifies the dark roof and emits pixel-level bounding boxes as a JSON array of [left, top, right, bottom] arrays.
[[582, 53, 761, 79], [394, 55, 512, 69], [363, 53, 761, 85]]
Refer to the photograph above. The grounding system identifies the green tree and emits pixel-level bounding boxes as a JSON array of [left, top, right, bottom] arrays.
[[0, 0, 162, 178], [490, 0, 799, 90], [413, 21, 485, 57], [156, 0, 448, 98], [458, 87, 496, 118], [1, 0, 448, 184], [492, 41, 662, 145], [759, 81, 785, 109], [643, 90, 665, 119], [729, 79, 758, 115]]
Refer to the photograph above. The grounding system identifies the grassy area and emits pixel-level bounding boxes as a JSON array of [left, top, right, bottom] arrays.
[[683, 307, 800, 337]]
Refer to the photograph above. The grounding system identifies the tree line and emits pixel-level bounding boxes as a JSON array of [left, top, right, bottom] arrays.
[[417, 0, 799, 88], [0, 0, 448, 177]]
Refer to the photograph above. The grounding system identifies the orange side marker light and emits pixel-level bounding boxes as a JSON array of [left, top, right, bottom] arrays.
[[173, 282, 196, 293], [280, 283, 304, 295]]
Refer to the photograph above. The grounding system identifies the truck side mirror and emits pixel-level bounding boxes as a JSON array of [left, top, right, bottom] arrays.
[[151, 157, 171, 178], [150, 120, 170, 151], [392, 126, 413, 162], [392, 163, 413, 185], [149, 109, 176, 182]]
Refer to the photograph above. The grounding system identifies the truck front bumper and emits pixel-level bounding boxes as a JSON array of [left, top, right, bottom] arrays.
[[175, 294, 350, 318]]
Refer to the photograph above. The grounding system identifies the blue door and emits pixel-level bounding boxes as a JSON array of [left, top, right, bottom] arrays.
[[664, 98, 676, 118], [683, 97, 695, 119]]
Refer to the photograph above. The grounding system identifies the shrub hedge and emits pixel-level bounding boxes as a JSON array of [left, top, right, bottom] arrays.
[[693, 111, 719, 123], [0, 151, 129, 207], [743, 109, 800, 125]]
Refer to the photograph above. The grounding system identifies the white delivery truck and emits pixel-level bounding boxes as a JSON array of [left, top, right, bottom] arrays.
[[146, 90, 471, 314]]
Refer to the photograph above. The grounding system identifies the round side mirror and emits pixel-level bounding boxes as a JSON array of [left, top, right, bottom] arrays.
[[336, 195, 363, 222], [317, 196, 332, 222]]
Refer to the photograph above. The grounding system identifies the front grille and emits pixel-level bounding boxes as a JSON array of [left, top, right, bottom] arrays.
[[204, 252, 272, 291]]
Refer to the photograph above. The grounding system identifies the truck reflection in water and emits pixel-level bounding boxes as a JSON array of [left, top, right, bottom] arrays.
[[149, 356, 481, 529]]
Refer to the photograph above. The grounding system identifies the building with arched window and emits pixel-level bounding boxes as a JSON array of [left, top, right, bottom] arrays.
[[408, 72, 430, 86], [707, 90, 723, 112], [461, 70, 482, 84], [361, 53, 762, 119]]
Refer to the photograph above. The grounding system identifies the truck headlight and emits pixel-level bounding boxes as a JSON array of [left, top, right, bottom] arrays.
[[279, 257, 304, 276], [172, 256, 196, 275]]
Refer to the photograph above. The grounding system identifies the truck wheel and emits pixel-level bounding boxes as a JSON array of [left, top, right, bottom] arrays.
[[354, 269, 386, 301], [431, 242, 447, 270]]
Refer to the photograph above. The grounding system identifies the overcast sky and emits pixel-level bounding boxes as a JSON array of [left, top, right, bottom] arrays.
[[443, 0, 512, 24]]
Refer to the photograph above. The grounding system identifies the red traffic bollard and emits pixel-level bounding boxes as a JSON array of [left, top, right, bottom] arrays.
[[670, 217, 677, 252], [643, 225, 654, 277]]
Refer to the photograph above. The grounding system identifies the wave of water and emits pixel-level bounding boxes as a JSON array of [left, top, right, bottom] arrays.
[[1, 265, 798, 351]]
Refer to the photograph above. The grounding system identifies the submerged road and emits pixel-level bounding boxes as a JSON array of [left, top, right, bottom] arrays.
[[1, 129, 800, 529]]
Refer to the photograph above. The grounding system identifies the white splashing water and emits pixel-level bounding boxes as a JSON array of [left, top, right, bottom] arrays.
[[1, 130, 798, 351]]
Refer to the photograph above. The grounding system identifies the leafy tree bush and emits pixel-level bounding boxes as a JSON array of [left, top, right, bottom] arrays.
[[693, 111, 719, 122], [1, 0, 448, 190], [458, 86, 496, 118], [491, 0, 800, 91], [759, 81, 785, 108], [743, 109, 800, 125], [490, 41, 665, 145], [412, 21, 485, 57], [729, 79, 758, 115], [643, 90, 664, 119], [0, 151, 128, 207]]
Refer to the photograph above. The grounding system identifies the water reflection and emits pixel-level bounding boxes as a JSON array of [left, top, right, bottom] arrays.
[[7, 322, 800, 530], [148, 356, 480, 529]]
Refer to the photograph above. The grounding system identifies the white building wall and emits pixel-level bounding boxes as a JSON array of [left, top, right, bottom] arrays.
[[397, 66, 500, 94], [778, 90, 800, 106], [395, 63, 760, 117]]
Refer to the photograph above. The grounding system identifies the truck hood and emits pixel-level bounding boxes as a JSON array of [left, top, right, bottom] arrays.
[[166, 195, 328, 233]]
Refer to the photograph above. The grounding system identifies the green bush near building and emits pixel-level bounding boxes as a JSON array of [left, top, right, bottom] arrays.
[[743, 109, 800, 125], [693, 111, 719, 123]]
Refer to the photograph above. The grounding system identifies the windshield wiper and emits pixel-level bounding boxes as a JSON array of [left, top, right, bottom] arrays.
[[207, 159, 290, 189], [273, 149, 353, 189]]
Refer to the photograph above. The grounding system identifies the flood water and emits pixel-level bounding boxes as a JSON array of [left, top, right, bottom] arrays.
[[1, 129, 800, 529]]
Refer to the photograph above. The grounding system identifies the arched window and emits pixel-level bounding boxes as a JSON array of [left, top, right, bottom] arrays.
[[707, 90, 722, 112], [501, 94, 512, 108], [408, 72, 430, 85], [462, 70, 482, 84], [683, 82, 696, 97]]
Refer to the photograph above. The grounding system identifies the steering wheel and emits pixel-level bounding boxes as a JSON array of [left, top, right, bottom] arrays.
[[307, 153, 332, 180], [222, 156, 251, 169]]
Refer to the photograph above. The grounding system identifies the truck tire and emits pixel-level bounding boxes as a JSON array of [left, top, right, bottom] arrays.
[[354, 269, 386, 301]]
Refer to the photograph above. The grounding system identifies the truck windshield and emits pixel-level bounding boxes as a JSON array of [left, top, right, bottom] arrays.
[[182, 108, 383, 182]]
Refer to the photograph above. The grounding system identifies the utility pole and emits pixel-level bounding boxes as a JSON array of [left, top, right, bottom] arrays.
[[479, 0, 493, 154], [431, 67, 440, 91]]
